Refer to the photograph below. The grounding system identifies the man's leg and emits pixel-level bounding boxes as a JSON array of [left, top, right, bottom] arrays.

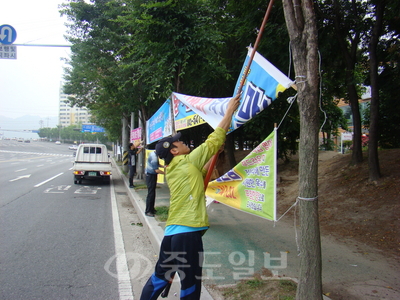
[[129, 165, 136, 187], [171, 232, 203, 300], [140, 236, 173, 300], [145, 174, 157, 214]]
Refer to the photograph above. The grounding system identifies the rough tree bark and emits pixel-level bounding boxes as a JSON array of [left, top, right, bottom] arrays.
[[282, 0, 323, 299], [368, 1, 385, 181]]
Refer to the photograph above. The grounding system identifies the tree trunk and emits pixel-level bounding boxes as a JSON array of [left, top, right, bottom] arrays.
[[122, 116, 129, 174], [347, 79, 364, 165], [331, 0, 363, 165], [282, 1, 322, 299], [368, 1, 385, 181], [225, 133, 237, 168]]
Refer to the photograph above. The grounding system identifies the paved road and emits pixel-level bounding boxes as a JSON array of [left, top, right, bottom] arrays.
[[0, 141, 119, 299]]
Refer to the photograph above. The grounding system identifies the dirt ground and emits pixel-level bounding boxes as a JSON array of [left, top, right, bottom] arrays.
[[210, 148, 400, 300], [276, 148, 400, 260]]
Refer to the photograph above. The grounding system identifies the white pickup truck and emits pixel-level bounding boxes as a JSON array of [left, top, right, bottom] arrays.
[[72, 143, 112, 184]]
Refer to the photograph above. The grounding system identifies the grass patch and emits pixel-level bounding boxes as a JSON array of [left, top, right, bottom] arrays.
[[154, 206, 169, 222], [217, 272, 297, 300], [133, 184, 147, 190]]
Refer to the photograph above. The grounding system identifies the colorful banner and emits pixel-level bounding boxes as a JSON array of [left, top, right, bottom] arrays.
[[173, 93, 232, 130], [146, 99, 173, 144], [206, 129, 276, 221], [232, 47, 294, 130], [130, 127, 142, 144], [172, 93, 206, 130], [174, 49, 294, 132]]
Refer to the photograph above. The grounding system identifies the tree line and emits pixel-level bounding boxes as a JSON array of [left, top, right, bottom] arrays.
[[58, 0, 399, 181], [38, 125, 109, 144]]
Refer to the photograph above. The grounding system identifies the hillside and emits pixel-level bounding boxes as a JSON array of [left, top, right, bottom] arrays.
[[276, 148, 400, 259]]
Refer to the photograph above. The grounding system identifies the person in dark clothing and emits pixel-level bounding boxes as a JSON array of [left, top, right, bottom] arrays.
[[144, 150, 164, 217], [128, 141, 143, 188]]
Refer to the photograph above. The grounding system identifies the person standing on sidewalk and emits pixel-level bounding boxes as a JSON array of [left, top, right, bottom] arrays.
[[144, 150, 164, 217], [140, 94, 241, 300], [128, 141, 143, 188]]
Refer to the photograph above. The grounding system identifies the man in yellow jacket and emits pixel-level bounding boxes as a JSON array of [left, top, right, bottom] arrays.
[[140, 94, 241, 300]]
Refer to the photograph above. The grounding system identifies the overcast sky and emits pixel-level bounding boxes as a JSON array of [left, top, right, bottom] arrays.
[[0, 0, 71, 120]]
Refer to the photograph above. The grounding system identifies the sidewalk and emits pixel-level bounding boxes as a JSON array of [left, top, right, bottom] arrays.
[[114, 161, 400, 300]]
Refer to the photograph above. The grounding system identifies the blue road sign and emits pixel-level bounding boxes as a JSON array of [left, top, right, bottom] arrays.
[[81, 124, 105, 133], [0, 25, 17, 45]]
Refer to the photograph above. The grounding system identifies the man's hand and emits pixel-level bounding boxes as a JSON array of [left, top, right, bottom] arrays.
[[217, 93, 242, 132], [226, 93, 241, 115]]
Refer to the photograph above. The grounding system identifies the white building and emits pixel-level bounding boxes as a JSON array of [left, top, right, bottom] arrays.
[[58, 84, 92, 127]]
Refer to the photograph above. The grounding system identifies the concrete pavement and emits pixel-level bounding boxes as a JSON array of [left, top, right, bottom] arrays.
[[114, 162, 400, 300]]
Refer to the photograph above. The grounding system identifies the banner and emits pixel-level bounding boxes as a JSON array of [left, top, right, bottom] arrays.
[[130, 127, 142, 144], [173, 49, 294, 133], [146, 99, 173, 144], [206, 129, 277, 221], [172, 93, 206, 130], [173, 93, 232, 130], [231, 47, 294, 130]]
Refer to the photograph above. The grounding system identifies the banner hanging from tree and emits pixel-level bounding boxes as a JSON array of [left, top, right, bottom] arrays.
[[231, 47, 294, 130], [206, 129, 277, 221], [172, 93, 206, 130], [173, 49, 294, 133]]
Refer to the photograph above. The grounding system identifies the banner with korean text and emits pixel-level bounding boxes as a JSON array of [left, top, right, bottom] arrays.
[[146, 99, 173, 144], [231, 47, 294, 130], [206, 129, 277, 221], [173, 93, 232, 130], [173, 49, 294, 133], [130, 127, 142, 143], [172, 93, 206, 130]]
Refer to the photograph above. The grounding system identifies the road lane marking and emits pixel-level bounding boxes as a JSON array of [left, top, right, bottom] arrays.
[[109, 180, 134, 300], [74, 186, 101, 194], [9, 174, 31, 182], [15, 168, 28, 172], [34, 173, 64, 187], [44, 185, 72, 193]]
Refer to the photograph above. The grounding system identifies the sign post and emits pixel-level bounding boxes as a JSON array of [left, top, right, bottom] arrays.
[[341, 132, 352, 154]]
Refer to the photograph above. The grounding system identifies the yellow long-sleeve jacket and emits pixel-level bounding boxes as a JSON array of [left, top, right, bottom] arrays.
[[165, 127, 226, 228]]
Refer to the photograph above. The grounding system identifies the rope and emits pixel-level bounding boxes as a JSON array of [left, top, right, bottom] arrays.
[[318, 50, 328, 133], [274, 195, 318, 255], [297, 196, 318, 201], [276, 93, 297, 130]]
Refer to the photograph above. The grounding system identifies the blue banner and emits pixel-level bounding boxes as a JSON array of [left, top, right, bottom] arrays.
[[146, 99, 173, 144]]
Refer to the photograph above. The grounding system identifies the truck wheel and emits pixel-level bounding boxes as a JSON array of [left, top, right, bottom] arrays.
[[74, 180, 78, 184]]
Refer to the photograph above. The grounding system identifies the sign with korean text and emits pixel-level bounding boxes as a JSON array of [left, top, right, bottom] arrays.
[[0, 45, 17, 59], [81, 124, 105, 133], [172, 93, 205, 130], [206, 130, 277, 221], [130, 127, 142, 143], [146, 99, 173, 144]]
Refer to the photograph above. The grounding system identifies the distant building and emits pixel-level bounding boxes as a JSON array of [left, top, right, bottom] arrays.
[[58, 84, 92, 127], [337, 86, 371, 134]]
